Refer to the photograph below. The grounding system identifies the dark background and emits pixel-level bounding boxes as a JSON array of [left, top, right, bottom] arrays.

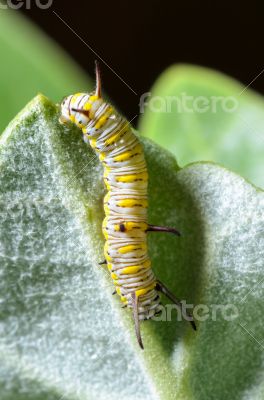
[[21, 0, 264, 120]]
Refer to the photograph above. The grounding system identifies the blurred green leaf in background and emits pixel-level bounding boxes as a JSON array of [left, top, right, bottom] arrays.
[[0, 6, 92, 134], [139, 65, 264, 188], [0, 8, 264, 400]]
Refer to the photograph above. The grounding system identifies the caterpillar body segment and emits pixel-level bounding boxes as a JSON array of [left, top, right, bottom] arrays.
[[59, 63, 195, 349]]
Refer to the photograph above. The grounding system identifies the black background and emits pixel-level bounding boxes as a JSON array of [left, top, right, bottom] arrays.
[[22, 0, 264, 120]]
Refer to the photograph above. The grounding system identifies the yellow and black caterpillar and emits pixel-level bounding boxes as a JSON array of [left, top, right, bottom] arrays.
[[59, 63, 195, 349]]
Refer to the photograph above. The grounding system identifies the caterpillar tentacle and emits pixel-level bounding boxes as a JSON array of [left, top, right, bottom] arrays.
[[156, 280, 196, 331], [147, 224, 181, 236], [131, 292, 144, 349], [59, 63, 195, 349]]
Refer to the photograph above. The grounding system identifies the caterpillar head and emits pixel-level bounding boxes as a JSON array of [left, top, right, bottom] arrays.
[[59, 92, 101, 126], [59, 61, 103, 127]]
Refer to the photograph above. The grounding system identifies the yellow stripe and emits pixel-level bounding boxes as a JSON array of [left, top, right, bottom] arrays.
[[105, 125, 125, 146], [116, 172, 148, 183], [90, 138, 97, 149], [104, 243, 112, 262], [71, 93, 82, 105], [121, 260, 151, 275], [136, 282, 156, 297], [107, 263, 112, 271], [113, 150, 131, 162], [121, 266, 141, 274], [117, 198, 148, 208], [99, 152, 106, 161], [105, 253, 112, 262], [113, 221, 148, 232], [95, 115, 107, 130], [89, 95, 99, 102], [104, 192, 110, 203], [104, 203, 110, 216], [105, 131, 121, 146], [94, 107, 113, 130], [111, 272, 118, 280], [105, 181, 111, 190], [104, 166, 111, 173], [83, 101, 92, 111], [118, 243, 147, 254], [102, 217, 108, 229], [113, 144, 142, 162]]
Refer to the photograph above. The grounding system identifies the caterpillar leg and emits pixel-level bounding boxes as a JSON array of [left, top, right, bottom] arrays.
[[131, 292, 144, 350], [147, 224, 181, 237], [156, 280, 196, 331], [98, 259, 107, 265]]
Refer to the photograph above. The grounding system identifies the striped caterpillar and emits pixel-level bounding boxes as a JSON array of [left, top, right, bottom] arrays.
[[59, 63, 196, 349]]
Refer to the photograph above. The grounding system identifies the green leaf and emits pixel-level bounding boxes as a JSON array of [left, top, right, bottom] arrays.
[[0, 95, 263, 400], [0, 7, 92, 135], [138, 64, 264, 188]]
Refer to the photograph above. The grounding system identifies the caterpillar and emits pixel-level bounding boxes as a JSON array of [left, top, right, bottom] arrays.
[[59, 62, 196, 349]]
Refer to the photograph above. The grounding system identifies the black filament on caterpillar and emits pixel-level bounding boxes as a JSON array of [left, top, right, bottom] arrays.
[[59, 62, 196, 349]]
